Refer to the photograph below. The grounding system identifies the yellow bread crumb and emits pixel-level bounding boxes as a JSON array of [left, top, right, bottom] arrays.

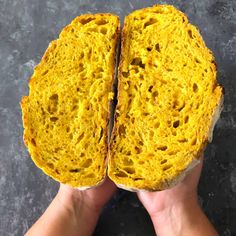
[[21, 14, 120, 188], [108, 5, 223, 191]]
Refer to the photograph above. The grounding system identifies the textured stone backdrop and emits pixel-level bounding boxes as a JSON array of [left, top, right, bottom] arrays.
[[0, 0, 235, 235]]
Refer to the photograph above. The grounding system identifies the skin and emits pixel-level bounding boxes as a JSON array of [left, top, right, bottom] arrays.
[[25, 156, 218, 236], [138, 155, 219, 236]]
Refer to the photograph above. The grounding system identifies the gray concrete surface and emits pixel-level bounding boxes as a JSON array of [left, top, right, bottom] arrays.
[[0, 0, 235, 235]]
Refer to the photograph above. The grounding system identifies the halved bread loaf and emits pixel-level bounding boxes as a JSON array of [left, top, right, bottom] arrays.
[[108, 5, 223, 191], [21, 14, 119, 188]]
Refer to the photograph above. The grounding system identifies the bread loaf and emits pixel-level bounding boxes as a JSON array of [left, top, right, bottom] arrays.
[[108, 5, 223, 191], [21, 14, 119, 188]]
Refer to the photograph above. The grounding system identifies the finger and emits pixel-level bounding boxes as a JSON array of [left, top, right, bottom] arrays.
[[92, 175, 117, 193]]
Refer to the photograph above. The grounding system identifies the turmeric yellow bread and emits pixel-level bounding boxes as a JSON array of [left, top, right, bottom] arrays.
[[21, 14, 120, 188], [108, 5, 223, 191]]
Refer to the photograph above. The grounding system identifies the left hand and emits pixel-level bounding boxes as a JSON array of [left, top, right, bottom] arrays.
[[57, 177, 117, 215]]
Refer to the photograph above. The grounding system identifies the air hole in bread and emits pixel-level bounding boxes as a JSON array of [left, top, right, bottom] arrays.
[[95, 19, 108, 25], [193, 83, 198, 92], [154, 121, 160, 128], [143, 112, 150, 116], [157, 145, 168, 151], [55, 169, 60, 174], [31, 138, 36, 146], [147, 47, 152, 51], [184, 116, 189, 123], [124, 167, 135, 174], [131, 118, 135, 124], [195, 57, 201, 64], [41, 70, 49, 76], [50, 117, 58, 122], [54, 147, 61, 153], [98, 128, 103, 142], [134, 177, 144, 181], [96, 67, 104, 73], [122, 71, 129, 78], [138, 160, 144, 165], [47, 163, 54, 169], [163, 164, 172, 171], [188, 29, 193, 39], [173, 120, 180, 128], [126, 151, 131, 156], [191, 138, 197, 145], [69, 133, 73, 140], [100, 27, 107, 35], [115, 170, 128, 178], [168, 150, 178, 155], [155, 43, 160, 52], [49, 94, 58, 101], [150, 130, 154, 138], [48, 94, 58, 113], [123, 158, 134, 166], [138, 141, 144, 146], [79, 52, 84, 59], [172, 100, 179, 109], [148, 85, 153, 92], [69, 168, 80, 173], [172, 130, 177, 136], [79, 17, 95, 25], [82, 159, 92, 168], [87, 48, 92, 58], [41, 108, 45, 115], [118, 125, 126, 136], [80, 152, 85, 157], [196, 103, 200, 109], [127, 99, 132, 109], [77, 132, 85, 144], [178, 138, 188, 143], [178, 101, 185, 111], [160, 159, 167, 164], [135, 146, 141, 154], [77, 63, 85, 73], [144, 18, 158, 28], [131, 57, 145, 69], [152, 91, 158, 99]]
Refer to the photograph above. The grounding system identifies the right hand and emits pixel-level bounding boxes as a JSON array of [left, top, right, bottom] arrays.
[[137, 155, 203, 217]]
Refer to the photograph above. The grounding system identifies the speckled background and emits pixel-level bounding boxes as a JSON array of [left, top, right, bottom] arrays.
[[0, 0, 235, 235]]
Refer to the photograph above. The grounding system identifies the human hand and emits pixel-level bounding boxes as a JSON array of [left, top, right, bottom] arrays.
[[137, 155, 218, 236], [57, 176, 117, 214], [137, 155, 203, 216], [25, 177, 117, 236]]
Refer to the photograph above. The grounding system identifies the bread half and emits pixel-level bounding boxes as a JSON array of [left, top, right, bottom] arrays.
[[108, 5, 223, 191], [21, 14, 120, 188]]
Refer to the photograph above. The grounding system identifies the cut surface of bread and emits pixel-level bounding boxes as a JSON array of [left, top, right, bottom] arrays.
[[108, 5, 223, 191], [21, 14, 119, 188]]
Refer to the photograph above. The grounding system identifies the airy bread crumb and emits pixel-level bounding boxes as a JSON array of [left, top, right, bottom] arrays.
[[21, 14, 120, 188], [108, 5, 223, 191]]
